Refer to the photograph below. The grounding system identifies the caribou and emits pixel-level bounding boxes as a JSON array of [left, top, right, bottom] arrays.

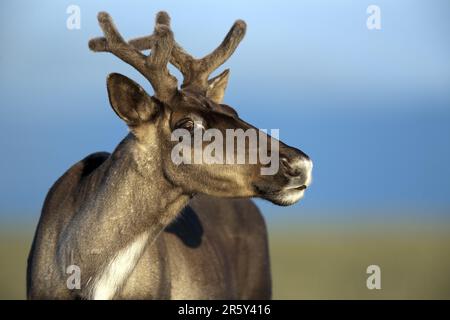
[[27, 10, 312, 300]]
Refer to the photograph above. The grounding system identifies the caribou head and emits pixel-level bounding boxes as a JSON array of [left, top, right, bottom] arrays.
[[88, 11, 312, 206]]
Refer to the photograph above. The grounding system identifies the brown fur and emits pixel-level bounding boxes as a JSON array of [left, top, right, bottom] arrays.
[[27, 152, 271, 299], [27, 10, 312, 299]]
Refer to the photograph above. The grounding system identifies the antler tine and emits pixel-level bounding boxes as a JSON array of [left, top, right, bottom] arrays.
[[129, 12, 195, 83], [89, 12, 147, 72], [89, 12, 178, 101], [129, 14, 247, 92], [200, 20, 246, 78]]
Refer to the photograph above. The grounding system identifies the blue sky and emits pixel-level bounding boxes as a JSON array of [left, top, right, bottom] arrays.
[[1, 0, 449, 221]]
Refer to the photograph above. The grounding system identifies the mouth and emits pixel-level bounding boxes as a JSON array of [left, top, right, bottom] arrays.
[[285, 184, 307, 191], [255, 184, 308, 206]]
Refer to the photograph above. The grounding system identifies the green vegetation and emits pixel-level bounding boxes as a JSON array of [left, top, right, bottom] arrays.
[[0, 228, 32, 300], [269, 222, 450, 299], [1, 221, 450, 299]]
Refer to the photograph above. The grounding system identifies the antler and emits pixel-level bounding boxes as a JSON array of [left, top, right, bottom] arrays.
[[88, 12, 178, 101], [128, 11, 247, 93]]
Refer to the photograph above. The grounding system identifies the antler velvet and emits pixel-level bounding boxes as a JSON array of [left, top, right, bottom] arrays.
[[89, 11, 246, 99]]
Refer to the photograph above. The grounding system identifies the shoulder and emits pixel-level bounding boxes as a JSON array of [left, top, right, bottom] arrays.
[[43, 152, 111, 208], [53, 151, 110, 187]]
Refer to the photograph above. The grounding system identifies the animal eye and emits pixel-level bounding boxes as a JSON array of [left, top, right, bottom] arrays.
[[175, 118, 205, 133], [177, 119, 194, 131]]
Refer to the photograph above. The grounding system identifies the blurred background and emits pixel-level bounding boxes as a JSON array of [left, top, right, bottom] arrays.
[[1, 0, 449, 299]]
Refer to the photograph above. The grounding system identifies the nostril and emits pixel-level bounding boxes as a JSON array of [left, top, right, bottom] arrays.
[[280, 157, 292, 170], [280, 157, 301, 177]]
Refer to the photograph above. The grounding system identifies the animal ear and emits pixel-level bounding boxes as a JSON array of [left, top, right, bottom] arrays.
[[106, 73, 160, 126], [206, 69, 230, 104]]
